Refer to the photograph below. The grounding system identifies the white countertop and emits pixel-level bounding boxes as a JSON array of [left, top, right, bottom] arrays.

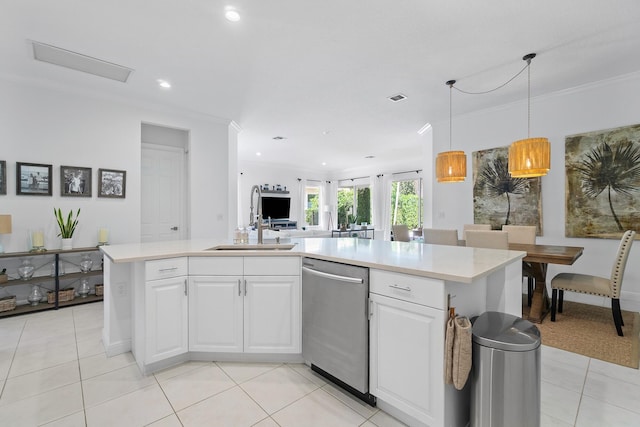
[[100, 238, 525, 283]]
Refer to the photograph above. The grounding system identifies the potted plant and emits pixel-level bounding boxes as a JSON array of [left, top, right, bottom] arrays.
[[0, 268, 7, 284], [54, 208, 80, 250]]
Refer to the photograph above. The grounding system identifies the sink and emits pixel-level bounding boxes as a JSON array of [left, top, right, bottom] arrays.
[[206, 243, 297, 251]]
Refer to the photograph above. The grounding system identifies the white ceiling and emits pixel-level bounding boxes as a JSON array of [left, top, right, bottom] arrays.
[[4, 1, 640, 176]]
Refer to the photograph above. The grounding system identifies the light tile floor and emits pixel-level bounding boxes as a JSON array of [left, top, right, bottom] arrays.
[[0, 302, 639, 426]]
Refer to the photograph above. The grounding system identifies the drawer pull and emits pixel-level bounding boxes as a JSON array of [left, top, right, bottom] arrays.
[[389, 284, 411, 292], [158, 267, 178, 272]]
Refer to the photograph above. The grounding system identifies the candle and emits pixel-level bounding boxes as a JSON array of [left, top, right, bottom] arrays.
[[32, 231, 44, 248], [98, 228, 109, 244]]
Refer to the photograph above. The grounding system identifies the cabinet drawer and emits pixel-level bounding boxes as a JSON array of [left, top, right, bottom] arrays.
[[145, 257, 188, 281], [370, 269, 445, 309], [244, 257, 300, 276], [189, 257, 243, 276]]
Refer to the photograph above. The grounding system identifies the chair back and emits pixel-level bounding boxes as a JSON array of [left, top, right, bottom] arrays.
[[465, 230, 509, 250], [392, 225, 410, 242], [423, 228, 458, 246], [610, 230, 636, 298], [502, 225, 537, 244], [463, 224, 491, 240]]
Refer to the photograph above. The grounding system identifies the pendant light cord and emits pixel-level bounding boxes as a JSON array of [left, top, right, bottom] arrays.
[[447, 79, 455, 150], [450, 55, 533, 95], [527, 56, 531, 138]]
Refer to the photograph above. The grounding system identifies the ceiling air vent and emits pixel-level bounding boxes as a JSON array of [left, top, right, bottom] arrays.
[[32, 41, 134, 83], [388, 93, 407, 102]]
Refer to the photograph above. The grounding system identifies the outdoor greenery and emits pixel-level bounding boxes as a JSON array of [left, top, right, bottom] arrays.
[[305, 193, 319, 225], [337, 186, 371, 227], [390, 180, 422, 229]]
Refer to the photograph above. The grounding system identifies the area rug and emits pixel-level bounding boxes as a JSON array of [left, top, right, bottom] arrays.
[[523, 300, 640, 369]]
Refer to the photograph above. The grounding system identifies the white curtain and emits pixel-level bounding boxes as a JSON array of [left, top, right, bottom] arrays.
[[324, 180, 338, 231], [296, 179, 304, 226], [373, 174, 393, 241]]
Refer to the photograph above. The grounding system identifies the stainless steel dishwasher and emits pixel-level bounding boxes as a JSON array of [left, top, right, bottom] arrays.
[[302, 257, 375, 405]]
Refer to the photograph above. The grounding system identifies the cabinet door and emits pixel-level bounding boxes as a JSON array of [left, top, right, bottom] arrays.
[[369, 293, 444, 426], [145, 276, 188, 364], [189, 276, 243, 352], [244, 276, 300, 353]]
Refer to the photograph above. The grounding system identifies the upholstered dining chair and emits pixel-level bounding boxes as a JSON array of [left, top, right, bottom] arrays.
[[392, 224, 410, 242], [463, 224, 491, 240], [550, 230, 636, 336], [503, 225, 537, 306], [423, 228, 459, 246], [464, 230, 509, 250]]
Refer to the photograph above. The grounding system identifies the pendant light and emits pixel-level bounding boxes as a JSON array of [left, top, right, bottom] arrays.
[[436, 80, 467, 183], [508, 53, 550, 178]]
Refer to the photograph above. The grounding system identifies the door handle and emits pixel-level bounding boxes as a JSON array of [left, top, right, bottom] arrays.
[[170, 226, 179, 231], [238, 279, 241, 296], [244, 279, 247, 296], [184, 279, 187, 296]]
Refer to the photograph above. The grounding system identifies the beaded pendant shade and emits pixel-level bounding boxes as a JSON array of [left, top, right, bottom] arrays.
[[508, 54, 550, 178], [436, 80, 467, 183]]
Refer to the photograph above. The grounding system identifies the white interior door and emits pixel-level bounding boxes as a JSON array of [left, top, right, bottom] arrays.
[[141, 144, 187, 242]]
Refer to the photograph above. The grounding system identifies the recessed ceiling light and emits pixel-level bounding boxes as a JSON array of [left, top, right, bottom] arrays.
[[322, 162, 327, 166], [225, 8, 241, 22], [256, 152, 261, 156], [157, 79, 171, 89], [272, 136, 287, 140], [388, 93, 407, 102], [365, 156, 375, 159]]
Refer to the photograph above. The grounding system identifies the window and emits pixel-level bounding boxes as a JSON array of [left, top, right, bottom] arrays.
[[337, 180, 371, 227], [390, 177, 423, 229], [305, 184, 320, 226]]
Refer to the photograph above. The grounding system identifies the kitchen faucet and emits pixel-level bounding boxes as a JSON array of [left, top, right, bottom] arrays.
[[249, 185, 269, 244]]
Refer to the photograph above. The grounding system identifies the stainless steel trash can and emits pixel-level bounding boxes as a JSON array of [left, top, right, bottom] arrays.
[[471, 311, 541, 427]]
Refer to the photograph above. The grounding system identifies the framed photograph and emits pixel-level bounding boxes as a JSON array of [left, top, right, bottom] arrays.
[[98, 168, 126, 198], [60, 166, 92, 197], [0, 161, 6, 195], [16, 162, 52, 196]]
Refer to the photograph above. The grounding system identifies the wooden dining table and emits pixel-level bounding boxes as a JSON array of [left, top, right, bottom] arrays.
[[508, 243, 584, 323]]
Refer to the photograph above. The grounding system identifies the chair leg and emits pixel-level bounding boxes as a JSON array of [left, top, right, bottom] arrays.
[[551, 289, 557, 322], [558, 290, 564, 313], [612, 299, 624, 337]]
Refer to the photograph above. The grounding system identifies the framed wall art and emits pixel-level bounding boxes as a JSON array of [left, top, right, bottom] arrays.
[[0, 160, 6, 195], [98, 168, 126, 198], [472, 146, 543, 233], [60, 165, 92, 197], [16, 162, 52, 196], [565, 123, 640, 238]]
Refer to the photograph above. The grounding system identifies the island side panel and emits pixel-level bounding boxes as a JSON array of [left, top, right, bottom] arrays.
[[102, 259, 133, 356]]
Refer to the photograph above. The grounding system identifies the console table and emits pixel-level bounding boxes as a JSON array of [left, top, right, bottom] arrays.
[[331, 228, 375, 239]]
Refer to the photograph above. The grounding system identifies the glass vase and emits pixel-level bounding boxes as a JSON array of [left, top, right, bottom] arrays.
[[80, 254, 93, 273], [27, 285, 43, 306], [18, 260, 35, 280], [78, 278, 90, 298]]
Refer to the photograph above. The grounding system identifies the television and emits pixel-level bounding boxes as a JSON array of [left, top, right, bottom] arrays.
[[261, 196, 291, 220]]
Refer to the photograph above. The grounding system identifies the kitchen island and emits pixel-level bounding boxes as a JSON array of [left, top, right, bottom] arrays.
[[100, 237, 525, 427]]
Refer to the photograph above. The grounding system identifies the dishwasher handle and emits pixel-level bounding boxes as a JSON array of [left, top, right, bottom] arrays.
[[302, 266, 364, 284]]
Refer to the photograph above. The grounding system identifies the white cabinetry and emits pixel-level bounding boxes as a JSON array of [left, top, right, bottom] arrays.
[[144, 258, 188, 364], [188, 256, 301, 354], [369, 269, 445, 427]]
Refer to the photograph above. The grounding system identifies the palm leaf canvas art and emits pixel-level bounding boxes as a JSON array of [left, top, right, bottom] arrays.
[[566, 124, 640, 238], [473, 146, 542, 232]]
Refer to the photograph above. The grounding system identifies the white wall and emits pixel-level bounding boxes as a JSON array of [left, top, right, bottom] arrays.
[[0, 77, 235, 253], [429, 71, 640, 311]]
